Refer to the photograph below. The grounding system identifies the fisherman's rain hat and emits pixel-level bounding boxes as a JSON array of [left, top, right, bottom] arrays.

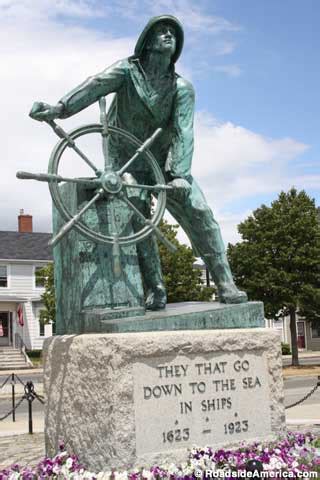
[[134, 15, 184, 63]]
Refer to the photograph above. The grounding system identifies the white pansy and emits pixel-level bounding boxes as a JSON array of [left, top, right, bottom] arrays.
[[166, 463, 179, 475], [180, 463, 194, 476], [53, 464, 61, 474], [114, 471, 129, 480], [97, 471, 113, 480], [66, 457, 74, 469], [142, 468, 154, 479]]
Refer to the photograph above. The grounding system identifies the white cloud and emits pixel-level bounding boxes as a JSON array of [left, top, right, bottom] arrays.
[[148, 0, 240, 34], [214, 64, 242, 77], [1, 1, 133, 232], [213, 41, 236, 56], [111, 0, 241, 34], [0, 0, 109, 22], [183, 112, 315, 244], [1, 1, 316, 252]]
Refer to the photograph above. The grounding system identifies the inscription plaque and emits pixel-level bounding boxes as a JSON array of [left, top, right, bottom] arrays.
[[133, 351, 271, 455]]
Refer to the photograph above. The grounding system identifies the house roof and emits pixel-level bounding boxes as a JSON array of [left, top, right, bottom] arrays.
[[0, 232, 52, 261]]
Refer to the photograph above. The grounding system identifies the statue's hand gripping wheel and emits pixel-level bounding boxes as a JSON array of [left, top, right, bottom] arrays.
[[17, 98, 176, 278]]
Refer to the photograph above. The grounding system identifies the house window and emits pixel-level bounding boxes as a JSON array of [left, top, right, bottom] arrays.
[[0, 266, 8, 288], [35, 266, 46, 288], [39, 321, 45, 336], [311, 322, 320, 338]]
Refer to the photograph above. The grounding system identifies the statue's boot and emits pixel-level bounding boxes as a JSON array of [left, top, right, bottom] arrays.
[[205, 253, 247, 304], [136, 236, 167, 310], [125, 178, 167, 310]]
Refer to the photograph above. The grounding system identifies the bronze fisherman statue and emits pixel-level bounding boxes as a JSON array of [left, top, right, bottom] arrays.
[[30, 15, 247, 310]]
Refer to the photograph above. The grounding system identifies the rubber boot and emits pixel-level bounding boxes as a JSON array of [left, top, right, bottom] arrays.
[[136, 235, 167, 310], [204, 253, 247, 304], [128, 186, 167, 311]]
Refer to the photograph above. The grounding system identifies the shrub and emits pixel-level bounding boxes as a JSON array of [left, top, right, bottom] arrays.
[[281, 342, 291, 355]]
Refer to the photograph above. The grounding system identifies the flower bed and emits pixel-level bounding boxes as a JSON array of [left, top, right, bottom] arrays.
[[0, 432, 319, 479]]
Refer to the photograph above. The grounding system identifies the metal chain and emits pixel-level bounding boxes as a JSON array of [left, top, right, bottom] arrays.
[[285, 376, 320, 409], [33, 392, 45, 404], [14, 373, 26, 386], [0, 395, 25, 421]]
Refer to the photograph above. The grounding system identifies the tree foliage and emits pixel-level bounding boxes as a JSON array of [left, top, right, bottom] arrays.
[[37, 264, 56, 328], [158, 220, 214, 302], [227, 188, 320, 365]]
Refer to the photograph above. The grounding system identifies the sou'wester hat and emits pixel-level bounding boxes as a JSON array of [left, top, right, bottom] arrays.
[[134, 15, 184, 64]]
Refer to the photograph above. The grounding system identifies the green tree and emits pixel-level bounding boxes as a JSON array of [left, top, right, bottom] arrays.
[[158, 220, 215, 302], [38, 264, 56, 330], [227, 188, 320, 366]]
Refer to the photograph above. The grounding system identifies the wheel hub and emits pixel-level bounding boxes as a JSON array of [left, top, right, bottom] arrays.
[[101, 171, 122, 194]]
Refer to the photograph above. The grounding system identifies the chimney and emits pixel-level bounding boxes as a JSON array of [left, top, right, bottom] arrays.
[[18, 209, 33, 233]]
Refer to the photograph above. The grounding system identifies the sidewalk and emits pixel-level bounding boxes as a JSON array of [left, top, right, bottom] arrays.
[[0, 414, 44, 438], [0, 433, 44, 470], [283, 351, 320, 358]]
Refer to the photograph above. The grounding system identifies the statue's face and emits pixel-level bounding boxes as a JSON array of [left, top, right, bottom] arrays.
[[147, 22, 176, 56]]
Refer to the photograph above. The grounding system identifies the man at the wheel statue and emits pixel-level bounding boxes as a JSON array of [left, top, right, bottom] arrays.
[[30, 15, 247, 310]]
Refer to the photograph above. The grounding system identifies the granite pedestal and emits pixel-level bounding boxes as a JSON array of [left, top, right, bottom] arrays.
[[43, 302, 285, 472]]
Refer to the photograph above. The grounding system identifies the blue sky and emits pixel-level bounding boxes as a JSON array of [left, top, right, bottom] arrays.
[[1, 0, 319, 245]]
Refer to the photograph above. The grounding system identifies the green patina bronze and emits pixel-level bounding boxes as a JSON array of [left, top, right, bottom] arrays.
[[85, 301, 264, 334], [18, 15, 250, 334]]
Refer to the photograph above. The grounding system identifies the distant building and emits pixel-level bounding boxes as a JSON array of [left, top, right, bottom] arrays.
[[279, 315, 320, 352], [0, 211, 53, 351], [193, 260, 216, 300]]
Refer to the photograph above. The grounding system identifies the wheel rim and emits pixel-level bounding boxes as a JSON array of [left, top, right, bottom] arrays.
[[48, 123, 167, 246]]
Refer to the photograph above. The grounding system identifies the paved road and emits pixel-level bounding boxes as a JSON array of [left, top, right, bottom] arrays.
[[284, 375, 320, 409], [0, 371, 43, 386], [0, 394, 44, 418]]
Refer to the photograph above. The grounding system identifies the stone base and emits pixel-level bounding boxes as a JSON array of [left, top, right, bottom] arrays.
[[44, 327, 285, 472]]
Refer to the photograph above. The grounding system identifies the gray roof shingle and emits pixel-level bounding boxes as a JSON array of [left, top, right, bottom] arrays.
[[0, 232, 52, 261]]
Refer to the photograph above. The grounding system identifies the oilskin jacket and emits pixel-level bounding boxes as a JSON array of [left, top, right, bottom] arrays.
[[59, 57, 195, 181]]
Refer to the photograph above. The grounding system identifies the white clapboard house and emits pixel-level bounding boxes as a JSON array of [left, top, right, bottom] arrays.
[[0, 211, 53, 366]]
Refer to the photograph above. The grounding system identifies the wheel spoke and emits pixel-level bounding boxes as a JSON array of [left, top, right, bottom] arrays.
[[117, 128, 162, 176], [112, 238, 122, 278], [123, 182, 173, 192], [16, 171, 100, 188], [99, 97, 112, 171], [46, 120, 100, 174], [49, 188, 104, 247], [120, 195, 177, 252]]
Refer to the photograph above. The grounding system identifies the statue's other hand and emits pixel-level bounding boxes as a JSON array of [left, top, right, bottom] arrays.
[[29, 102, 63, 122], [168, 178, 191, 194]]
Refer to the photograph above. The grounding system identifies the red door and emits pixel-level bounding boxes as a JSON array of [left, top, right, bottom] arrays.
[[0, 312, 9, 346], [297, 321, 306, 349]]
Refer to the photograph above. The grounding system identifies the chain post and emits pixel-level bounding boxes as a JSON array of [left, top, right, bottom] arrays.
[[11, 373, 16, 422], [24, 381, 35, 434]]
